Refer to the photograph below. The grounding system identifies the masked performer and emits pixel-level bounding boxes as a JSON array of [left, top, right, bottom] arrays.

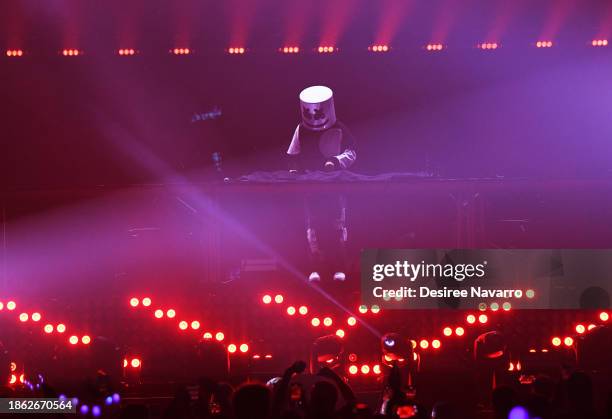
[[286, 86, 356, 282]]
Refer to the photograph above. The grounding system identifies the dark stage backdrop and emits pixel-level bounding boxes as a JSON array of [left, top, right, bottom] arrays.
[[3, 0, 612, 188]]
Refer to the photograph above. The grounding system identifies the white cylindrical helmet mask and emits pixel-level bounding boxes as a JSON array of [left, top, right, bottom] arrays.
[[299, 85, 337, 131]]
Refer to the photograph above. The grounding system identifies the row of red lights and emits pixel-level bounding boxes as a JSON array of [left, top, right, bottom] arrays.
[[2, 300, 90, 346], [348, 363, 383, 375], [262, 294, 360, 338], [129, 296, 250, 354], [5, 40, 611, 58]]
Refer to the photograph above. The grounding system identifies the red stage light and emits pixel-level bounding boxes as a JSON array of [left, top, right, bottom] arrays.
[[262, 295, 272, 304], [335, 329, 345, 338], [129, 298, 139, 307], [154, 309, 164, 319], [563, 337, 573, 346], [172, 48, 191, 55], [6, 49, 24, 57], [281, 46, 300, 54], [358, 305, 368, 314], [274, 294, 284, 304], [81, 335, 91, 345], [323, 317, 333, 327], [9, 374, 17, 385], [478, 42, 499, 50], [317, 46, 336, 53], [535, 41, 553, 48], [203, 332, 213, 339], [478, 314, 488, 324], [56, 323, 66, 333], [228, 47, 245, 55], [466, 314, 476, 324], [370, 305, 381, 314], [311, 317, 321, 327], [298, 305, 308, 315], [142, 297, 151, 307], [19, 313, 28, 322], [0, 302, 3, 310], [191, 321, 200, 330], [432, 339, 441, 349], [361, 364, 370, 374], [7, 301, 16, 311], [239, 343, 249, 353], [118, 48, 136, 55], [425, 43, 444, 51], [347, 316, 357, 326], [369, 44, 390, 52], [166, 309, 176, 318], [551, 337, 561, 347], [287, 306, 296, 315], [227, 344, 237, 353], [69, 335, 79, 345], [588, 324, 596, 331], [373, 364, 381, 374], [600, 312, 609, 321], [419, 339, 429, 349], [455, 327, 465, 336], [348, 365, 358, 375], [31, 312, 41, 322], [575, 324, 586, 334], [443, 327, 452, 336], [44, 324, 54, 334], [215, 332, 225, 341], [179, 321, 188, 330], [502, 302, 511, 311], [131, 358, 141, 368], [591, 39, 608, 47], [62, 49, 80, 56]]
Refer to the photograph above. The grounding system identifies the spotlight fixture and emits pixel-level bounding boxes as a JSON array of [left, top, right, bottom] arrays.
[[535, 41, 553, 48], [317, 46, 337, 53], [228, 47, 245, 55], [311, 335, 344, 371], [591, 39, 608, 47], [425, 43, 444, 51], [61, 49, 81, 56], [171, 48, 191, 55], [281, 46, 300, 54], [381, 333, 413, 367], [369, 44, 390, 52], [6, 49, 24, 57]]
